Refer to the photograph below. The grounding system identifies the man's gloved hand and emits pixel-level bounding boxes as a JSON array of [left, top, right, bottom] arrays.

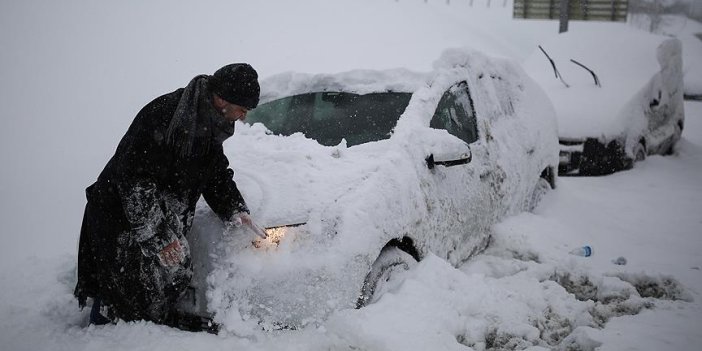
[[230, 212, 267, 239], [157, 239, 185, 267]]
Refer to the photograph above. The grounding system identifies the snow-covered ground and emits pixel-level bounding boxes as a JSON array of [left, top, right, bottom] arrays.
[[1, 101, 700, 350], [1, 1, 701, 350]]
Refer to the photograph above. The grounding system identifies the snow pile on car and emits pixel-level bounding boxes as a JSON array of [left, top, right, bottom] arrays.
[[185, 47, 558, 330], [258, 68, 428, 104]]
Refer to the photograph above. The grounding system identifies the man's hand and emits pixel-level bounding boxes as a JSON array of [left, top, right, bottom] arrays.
[[157, 240, 185, 267], [231, 212, 267, 239]]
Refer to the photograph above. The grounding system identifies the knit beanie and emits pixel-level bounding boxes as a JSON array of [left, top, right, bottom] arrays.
[[209, 63, 260, 109]]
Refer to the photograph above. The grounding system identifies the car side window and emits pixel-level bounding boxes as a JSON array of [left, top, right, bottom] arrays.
[[430, 81, 478, 144]]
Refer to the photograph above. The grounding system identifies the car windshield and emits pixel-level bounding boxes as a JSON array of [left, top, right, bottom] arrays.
[[245, 91, 413, 146]]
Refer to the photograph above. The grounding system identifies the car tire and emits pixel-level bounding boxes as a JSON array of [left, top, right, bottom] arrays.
[[525, 177, 552, 212], [356, 246, 417, 308], [633, 142, 647, 163], [665, 123, 683, 155]]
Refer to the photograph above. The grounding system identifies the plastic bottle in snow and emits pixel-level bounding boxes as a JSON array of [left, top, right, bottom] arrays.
[[569, 245, 593, 257], [611, 256, 627, 265]]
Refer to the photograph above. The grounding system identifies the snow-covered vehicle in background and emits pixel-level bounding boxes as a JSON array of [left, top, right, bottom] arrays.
[[524, 27, 685, 176], [179, 48, 559, 330]]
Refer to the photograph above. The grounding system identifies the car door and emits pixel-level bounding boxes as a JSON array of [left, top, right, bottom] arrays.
[[424, 81, 496, 265]]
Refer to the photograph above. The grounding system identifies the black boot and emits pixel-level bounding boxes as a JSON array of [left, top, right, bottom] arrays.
[[164, 310, 220, 334], [89, 298, 111, 325]]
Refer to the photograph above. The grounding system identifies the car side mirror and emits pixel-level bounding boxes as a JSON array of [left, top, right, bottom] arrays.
[[426, 146, 472, 169]]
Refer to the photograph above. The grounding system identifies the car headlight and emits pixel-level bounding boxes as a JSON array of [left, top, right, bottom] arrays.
[[253, 222, 306, 249]]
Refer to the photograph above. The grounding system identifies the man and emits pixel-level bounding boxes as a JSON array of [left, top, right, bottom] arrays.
[[74, 63, 266, 330]]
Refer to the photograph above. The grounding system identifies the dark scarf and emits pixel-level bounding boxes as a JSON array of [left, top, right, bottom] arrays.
[[166, 75, 235, 158]]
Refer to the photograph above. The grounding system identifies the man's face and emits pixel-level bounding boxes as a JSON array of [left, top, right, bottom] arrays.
[[213, 94, 249, 122]]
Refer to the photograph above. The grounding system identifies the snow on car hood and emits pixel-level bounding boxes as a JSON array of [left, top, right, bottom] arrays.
[[206, 122, 433, 329], [220, 67, 430, 227], [523, 24, 676, 140], [224, 122, 396, 229]]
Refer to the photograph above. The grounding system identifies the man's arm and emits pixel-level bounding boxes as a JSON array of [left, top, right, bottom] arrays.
[[202, 145, 249, 222], [202, 149, 267, 239]]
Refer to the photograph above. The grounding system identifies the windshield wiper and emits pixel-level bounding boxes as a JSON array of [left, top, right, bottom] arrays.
[[570, 59, 602, 87], [538, 45, 570, 88]]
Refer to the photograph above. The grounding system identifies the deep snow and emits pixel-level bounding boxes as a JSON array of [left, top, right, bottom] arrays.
[[1, 0, 701, 350]]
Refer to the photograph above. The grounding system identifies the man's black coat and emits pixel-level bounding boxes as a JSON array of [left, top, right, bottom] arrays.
[[74, 87, 248, 322]]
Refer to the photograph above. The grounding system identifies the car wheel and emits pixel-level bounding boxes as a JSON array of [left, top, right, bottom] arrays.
[[525, 177, 552, 212], [633, 142, 646, 163], [665, 123, 683, 155], [356, 246, 417, 308]]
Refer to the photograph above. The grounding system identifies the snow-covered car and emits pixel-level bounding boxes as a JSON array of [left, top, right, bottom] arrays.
[[179, 48, 558, 330], [524, 27, 685, 176]]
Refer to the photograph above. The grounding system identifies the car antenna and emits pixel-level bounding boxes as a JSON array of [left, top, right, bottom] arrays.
[[538, 45, 570, 88], [570, 59, 602, 87]]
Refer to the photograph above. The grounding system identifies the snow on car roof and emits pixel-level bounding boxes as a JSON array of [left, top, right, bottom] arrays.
[[523, 24, 675, 139], [258, 68, 429, 104]]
